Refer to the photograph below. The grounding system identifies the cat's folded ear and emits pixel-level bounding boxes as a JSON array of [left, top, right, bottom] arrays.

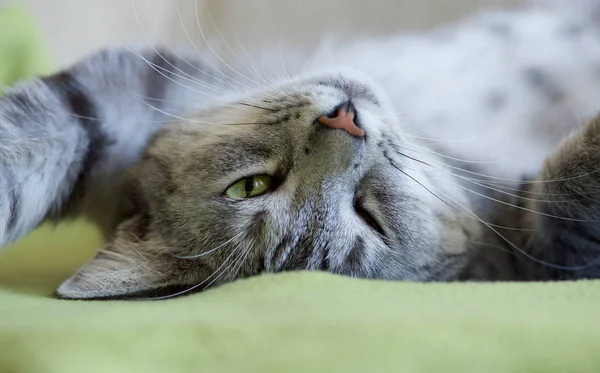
[[55, 213, 197, 300]]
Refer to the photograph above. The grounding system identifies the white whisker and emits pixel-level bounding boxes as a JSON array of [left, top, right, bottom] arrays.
[[174, 1, 241, 93], [205, 239, 254, 290], [204, 6, 275, 90], [143, 241, 244, 300], [131, 0, 228, 94], [172, 231, 246, 259], [192, 0, 277, 98]]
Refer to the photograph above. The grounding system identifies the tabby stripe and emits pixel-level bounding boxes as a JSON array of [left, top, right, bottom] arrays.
[[270, 235, 293, 271], [42, 71, 105, 207], [345, 237, 365, 273], [5, 172, 18, 233], [146, 51, 176, 107]]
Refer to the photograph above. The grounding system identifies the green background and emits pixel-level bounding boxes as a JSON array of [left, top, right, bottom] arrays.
[[0, 4, 102, 294], [0, 4, 599, 373]]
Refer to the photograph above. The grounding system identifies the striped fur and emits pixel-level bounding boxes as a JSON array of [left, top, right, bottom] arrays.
[[1, 2, 600, 299], [0, 48, 223, 244]]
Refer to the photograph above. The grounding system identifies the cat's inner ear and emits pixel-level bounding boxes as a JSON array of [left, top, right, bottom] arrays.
[[55, 213, 193, 300]]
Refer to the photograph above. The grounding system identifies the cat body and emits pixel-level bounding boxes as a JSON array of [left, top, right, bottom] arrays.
[[1, 2, 600, 299]]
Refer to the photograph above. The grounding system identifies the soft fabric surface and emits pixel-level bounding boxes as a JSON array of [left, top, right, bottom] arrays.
[[1, 274, 600, 373], [1, 4, 599, 373]]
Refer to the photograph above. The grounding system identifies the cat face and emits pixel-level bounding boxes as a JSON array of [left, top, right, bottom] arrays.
[[56, 68, 477, 300]]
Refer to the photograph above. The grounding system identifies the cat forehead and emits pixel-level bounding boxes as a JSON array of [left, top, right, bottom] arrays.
[[150, 71, 385, 150]]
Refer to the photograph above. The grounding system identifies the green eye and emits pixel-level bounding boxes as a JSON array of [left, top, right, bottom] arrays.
[[225, 175, 273, 199]]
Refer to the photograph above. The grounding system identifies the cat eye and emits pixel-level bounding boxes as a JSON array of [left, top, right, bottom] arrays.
[[225, 175, 273, 199]]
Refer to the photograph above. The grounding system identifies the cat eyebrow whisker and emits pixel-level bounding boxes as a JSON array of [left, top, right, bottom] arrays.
[[173, 1, 243, 94], [204, 6, 278, 91], [277, 42, 293, 84], [191, 1, 279, 99], [128, 5, 229, 94], [237, 102, 278, 112], [130, 0, 239, 93], [121, 88, 269, 126], [121, 43, 224, 97], [232, 35, 277, 88]]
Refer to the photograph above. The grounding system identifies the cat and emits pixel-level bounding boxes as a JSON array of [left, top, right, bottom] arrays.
[[1, 1, 600, 300]]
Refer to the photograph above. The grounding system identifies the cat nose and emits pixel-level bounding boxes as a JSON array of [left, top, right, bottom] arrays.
[[318, 102, 365, 137]]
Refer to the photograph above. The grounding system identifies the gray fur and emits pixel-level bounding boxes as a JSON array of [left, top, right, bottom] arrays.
[[1, 4, 600, 300]]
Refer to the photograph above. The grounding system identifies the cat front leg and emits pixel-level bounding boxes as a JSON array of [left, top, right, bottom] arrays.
[[517, 115, 600, 279], [0, 47, 224, 247]]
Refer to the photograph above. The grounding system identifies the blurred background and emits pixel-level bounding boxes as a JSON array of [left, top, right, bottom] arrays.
[[25, 0, 525, 66], [0, 0, 527, 292]]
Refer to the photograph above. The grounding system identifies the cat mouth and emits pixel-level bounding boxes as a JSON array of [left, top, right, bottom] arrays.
[[353, 197, 386, 237]]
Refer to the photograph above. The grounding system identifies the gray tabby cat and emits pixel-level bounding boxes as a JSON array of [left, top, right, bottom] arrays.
[[2, 3, 600, 300]]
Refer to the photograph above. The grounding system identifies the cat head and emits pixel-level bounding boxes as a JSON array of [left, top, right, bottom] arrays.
[[56, 68, 476, 300]]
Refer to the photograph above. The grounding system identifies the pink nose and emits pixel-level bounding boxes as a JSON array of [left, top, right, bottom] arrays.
[[318, 103, 365, 137]]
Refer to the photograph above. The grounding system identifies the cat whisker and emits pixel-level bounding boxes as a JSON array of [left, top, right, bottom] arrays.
[[472, 240, 523, 255], [385, 144, 600, 270], [228, 243, 254, 283], [389, 144, 600, 216], [398, 142, 600, 186], [129, 0, 228, 94], [122, 87, 271, 126], [455, 181, 600, 223], [204, 6, 277, 90], [404, 133, 479, 144], [140, 53, 227, 94], [144, 238, 246, 300], [174, 1, 242, 93], [385, 146, 600, 227], [391, 150, 582, 197], [168, 4, 243, 91], [122, 44, 224, 98], [277, 42, 293, 84], [387, 146, 433, 167], [237, 102, 278, 112], [192, 0, 277, 97], [448, 161, 600, 185], [419, 173, 600, 272], [458, 177, 574, 196], [172, 231, 245, 259], [232, 35, 274, 86], [384, 152, 459, 213], [206, 239, 255, 290], [454, 174, 599, 204], [398, 140, 501, 165]]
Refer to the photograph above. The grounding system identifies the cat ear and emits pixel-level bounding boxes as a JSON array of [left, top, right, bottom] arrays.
[[55, 213, 191, 300]]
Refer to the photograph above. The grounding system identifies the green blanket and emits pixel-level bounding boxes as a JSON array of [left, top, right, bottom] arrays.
[[1, 274, 599, 373], [0, 5, 599, 373]]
